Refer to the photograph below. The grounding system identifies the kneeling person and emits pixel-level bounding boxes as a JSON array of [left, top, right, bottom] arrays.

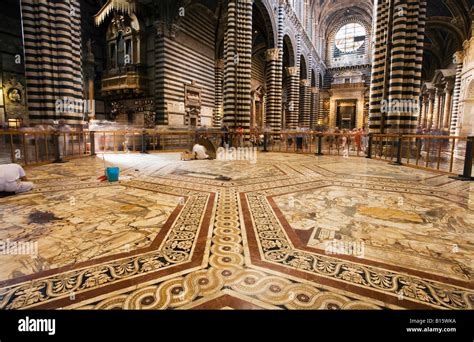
[[192, 144, 209, 160], [0, 163, 34, 194]]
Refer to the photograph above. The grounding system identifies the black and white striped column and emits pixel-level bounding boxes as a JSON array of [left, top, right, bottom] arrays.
[[223, 0, 253, 135], [266, 48, 283, 131], [369, 0, 427, 134], [286, 66, 300, 129], [450, 52, 464, 136], [22, 0, 83, 126], [310, 87, 319, 129], [214, 59, 224, 127], [299, 79, 311, 128]]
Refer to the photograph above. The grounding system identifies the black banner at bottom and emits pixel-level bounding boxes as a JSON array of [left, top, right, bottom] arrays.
[[0, 310, 472, 341]]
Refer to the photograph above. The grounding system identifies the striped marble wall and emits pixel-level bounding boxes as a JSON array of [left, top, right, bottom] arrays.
[[155, 8, 215, 127], [21, 0, 83, 125]]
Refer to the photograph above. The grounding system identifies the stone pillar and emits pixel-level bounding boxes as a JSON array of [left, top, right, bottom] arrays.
[[443, 81, 454, 130], [418, 94, 425, 127], [214, 59, 224, 127], [432, 88, 442, 130], [427, 89, 435, 130], [319, 93, 330, 127], [450, 51, 464, 136], [84, 47, 96, 121], [369, 0, 427, 134], [286, 66, 300, 129], [438, 88, 445, 129], [250, 92, 256, 128], [299, 79, 311, 128], [223, 0, 253, 135], [420, 94, 428, 128], [265, 48, 283, 131], [310, 87, 319, 129]]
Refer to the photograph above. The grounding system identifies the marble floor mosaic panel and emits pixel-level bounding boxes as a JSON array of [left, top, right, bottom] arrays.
[[0, 153, 473, 310]]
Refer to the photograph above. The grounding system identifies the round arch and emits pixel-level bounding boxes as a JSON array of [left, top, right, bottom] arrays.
[[283, 34, 296, 67], [459, 79, 474, 135], [311, 69, 317, 87], [253, 0, 277, 49], [300, 55, 308, 80]]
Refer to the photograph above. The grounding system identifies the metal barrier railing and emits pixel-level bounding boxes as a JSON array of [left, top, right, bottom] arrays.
[[0, 130, 223, 164], [266, 132, 367, 157], [91, 130, 227, 154], [0, 131, 90, 165], [369, 134, 468, 175], [264, 132, 471, 177], [0, 129, 472, 179]]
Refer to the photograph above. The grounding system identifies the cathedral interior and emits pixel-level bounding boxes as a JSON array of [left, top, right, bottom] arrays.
[[1, 0, 474, 315]]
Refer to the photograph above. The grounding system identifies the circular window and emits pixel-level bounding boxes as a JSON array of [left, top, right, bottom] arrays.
[[334, 23, 366, 53]]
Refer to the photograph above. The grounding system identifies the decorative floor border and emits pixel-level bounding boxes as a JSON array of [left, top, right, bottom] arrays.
[[0, 181, 215, 309], [240, 192, 474, 310]]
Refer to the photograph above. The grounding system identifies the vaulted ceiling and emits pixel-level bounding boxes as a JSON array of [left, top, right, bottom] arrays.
[[308, 0, 473, 80], [423, 0, 473, 80], [310, 0, 374, 39]]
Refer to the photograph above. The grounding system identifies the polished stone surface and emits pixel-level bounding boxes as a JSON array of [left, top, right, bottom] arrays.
[[0, 153, 473, 310]]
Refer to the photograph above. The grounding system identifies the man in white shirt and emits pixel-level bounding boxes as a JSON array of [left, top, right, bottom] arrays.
[[0, 164, 34, 194], [192, 144, 209, 160]]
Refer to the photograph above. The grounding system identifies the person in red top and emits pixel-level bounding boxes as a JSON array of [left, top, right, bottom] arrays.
[[355, 128, 362, 153], [236, 126, 244, 147]]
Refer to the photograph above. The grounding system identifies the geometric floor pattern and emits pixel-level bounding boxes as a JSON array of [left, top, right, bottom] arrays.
[[0, 153, 473, 310]]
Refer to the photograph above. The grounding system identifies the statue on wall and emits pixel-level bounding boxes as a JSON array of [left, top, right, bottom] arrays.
[[3, 77, 25, 105], [8, 88, 22, 103]]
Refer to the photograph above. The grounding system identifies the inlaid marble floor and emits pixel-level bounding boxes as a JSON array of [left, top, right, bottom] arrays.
[[0, 153, 473, 310]]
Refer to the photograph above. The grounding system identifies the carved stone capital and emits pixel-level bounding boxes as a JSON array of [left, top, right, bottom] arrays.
[[154, 21, 180, 39], [154, 21, 165, 37], [445, 79, 455, 92], [300, 79, 310, 87], [266, 48, 281, 62], [286, 66, 299, 77], [453, 51, 464, 64], [215, 59, 224, 70]]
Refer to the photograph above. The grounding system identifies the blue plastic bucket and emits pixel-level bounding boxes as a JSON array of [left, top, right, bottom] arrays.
[[106, 167, 119, 182]]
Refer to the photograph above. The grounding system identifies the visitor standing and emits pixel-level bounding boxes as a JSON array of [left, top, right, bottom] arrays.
[[236, 126, 244, 147]]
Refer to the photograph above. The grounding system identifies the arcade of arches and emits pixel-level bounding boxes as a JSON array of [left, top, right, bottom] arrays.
[[1, 0, 474, 137], [0, 0, 474, 311]]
